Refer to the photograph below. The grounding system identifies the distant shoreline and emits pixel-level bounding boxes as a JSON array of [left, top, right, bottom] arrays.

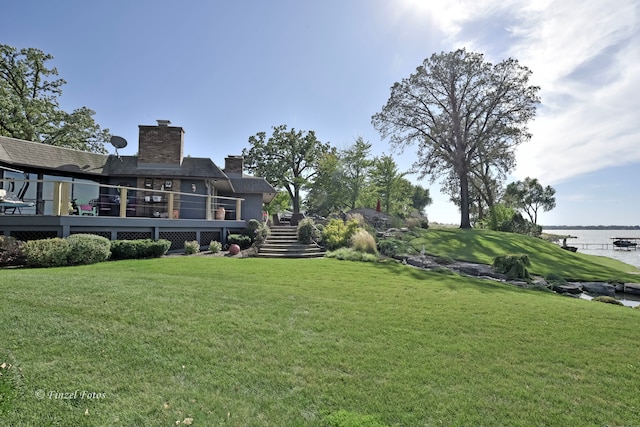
[[543, 225, 640, 230]]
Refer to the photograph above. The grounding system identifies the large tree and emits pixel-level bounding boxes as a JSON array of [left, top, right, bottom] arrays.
[[503, 177, 556, 225], [243, 125, 332, 214], [0, 44, 110, 153], [372, 48, 540, 228], [368, 155, 411, 215], [341, 137, 373, 210]]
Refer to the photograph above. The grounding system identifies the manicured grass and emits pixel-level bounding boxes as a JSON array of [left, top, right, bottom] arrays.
[[1, 257, 639, 426], [409, 228, 640, 281]]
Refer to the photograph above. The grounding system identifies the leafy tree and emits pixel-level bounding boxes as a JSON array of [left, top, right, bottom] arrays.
[[264, 191, 291, 216], [411, 184, 432, 216], [304, 151, 349, 216], [0, 44, 110, 153], [368, 155, 411, 216], [243, 125, 332, 214], [372, 48, 540, 228], [341, 137, 373, 210], [503, 177, 556, 225]]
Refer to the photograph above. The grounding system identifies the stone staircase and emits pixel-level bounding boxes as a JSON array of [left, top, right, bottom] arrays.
[[258, 225, 325, 258]]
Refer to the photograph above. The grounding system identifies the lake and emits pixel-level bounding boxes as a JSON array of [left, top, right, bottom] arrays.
[[544, 228, 640, 308], [544, 229, 640, 268]]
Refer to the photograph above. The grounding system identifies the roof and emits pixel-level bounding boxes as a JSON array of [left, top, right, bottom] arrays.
[[0, 135, 107, 175], [0, 135, 273, 198], [228, 175, 277, 203], [103, 156, 228, 179]]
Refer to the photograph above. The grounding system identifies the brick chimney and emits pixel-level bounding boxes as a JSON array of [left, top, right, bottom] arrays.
[[224, 155, 244, 176], [137, 120, 184, 165]]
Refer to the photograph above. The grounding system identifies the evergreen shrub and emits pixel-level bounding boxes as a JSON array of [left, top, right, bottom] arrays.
[[492, 254, 531, 280], [0, 236, 25, 267], [23, 238, 70, 268], [66, 234, 111, 265]]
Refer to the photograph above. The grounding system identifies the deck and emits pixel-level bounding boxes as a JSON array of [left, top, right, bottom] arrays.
[[0, 214, 245, 251]]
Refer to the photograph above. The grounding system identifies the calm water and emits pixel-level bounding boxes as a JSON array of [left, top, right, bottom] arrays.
[[544, 229, 640, 307], [544, 229, 640, 268]]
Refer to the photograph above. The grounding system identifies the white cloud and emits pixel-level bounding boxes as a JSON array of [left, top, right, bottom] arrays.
[[396, 0, 640, 185]]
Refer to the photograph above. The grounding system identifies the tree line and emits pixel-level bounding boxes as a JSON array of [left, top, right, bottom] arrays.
[[1, 43, 555, 231]]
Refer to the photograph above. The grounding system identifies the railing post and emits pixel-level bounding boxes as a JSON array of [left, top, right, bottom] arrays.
[[168, 192, 175, 219], [236, 198, 241, 221], [52, 181, 71, 216], [206, 195, 212, 220], [119, 188, 128, 218]]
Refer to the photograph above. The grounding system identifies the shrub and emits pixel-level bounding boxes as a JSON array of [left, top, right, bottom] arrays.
[[593, 296, 624, 306], [326, 248, 378, 263], [0, 236, 25, 267], [492, 254, 531, 280], [297, 218, 320, 244], [227, 234, 252, 249], [377, 238, 417, 257], [23, 238, 71, 268], [243, 219, 269, 245], [110, 239, 171, 260], [184, 240, 200, 255], [405, 217, 421, 230], [209, 240, 222, 253], [349, 229, 377, 254], [322, 218, 360, 250], [66, 234, 111, 265]]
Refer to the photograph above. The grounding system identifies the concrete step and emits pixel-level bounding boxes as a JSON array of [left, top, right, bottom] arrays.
[[258, 225, 325, 258]]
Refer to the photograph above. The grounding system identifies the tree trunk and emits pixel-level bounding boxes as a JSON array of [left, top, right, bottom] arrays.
[[459, 172, 472, 228], [292, 186, 301, 214]]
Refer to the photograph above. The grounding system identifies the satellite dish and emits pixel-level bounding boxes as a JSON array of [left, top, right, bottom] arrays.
[[110, 136, 128, 161], [110, 136, 128, 149]]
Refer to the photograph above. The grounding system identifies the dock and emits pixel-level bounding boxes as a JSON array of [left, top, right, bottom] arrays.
[[569, 237, 640, 251]]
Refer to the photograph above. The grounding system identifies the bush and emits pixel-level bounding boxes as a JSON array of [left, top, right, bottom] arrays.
[[405, 217, 421, 230], [110, 239, 171, 260], [209, 240, 222, 253], [593, 296, 624, 306], [66, 234, 111, 265], [349, 229, 377, 254], [322, 218, 360, 250], [297, 218, 320, 244], [184, 240, 200, 255], [23, 238, 71, 268], [326, 248, 378, 263], [0, 236, 25, 267], [377, 238, 416, 257], [227, 234, 252, 249], [493, 254, 531, 280], [243, 219, 269, 245]]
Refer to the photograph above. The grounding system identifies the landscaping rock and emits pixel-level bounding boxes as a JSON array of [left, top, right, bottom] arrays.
[[552, 283, 583, 294], [579, 282, 615, 297], [623, 283, 640, 295]]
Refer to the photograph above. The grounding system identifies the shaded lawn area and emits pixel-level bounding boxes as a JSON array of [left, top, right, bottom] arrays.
[[1, 257, 639, 426], [409, 228, 640, 281]]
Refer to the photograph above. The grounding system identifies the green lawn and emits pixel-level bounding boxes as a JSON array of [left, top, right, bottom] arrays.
[[1, 256, 639, 426], [409, 228, 640, 281]]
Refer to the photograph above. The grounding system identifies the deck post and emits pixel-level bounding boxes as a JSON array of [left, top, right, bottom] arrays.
[[168, 192, 175, 219], [119, 188, 128, 218], [206, 195, 212, 220], [52, 181, 71, 216], [235, 198, 241, 221]]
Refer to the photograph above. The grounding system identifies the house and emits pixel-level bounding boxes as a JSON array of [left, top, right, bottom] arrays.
[[0, 121, 276, 249]]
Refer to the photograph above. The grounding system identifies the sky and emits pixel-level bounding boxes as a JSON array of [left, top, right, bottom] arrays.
[[2, 0, 639, 226]]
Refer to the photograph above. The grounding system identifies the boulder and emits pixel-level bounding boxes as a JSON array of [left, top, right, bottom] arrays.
[[623, 283, 640, 295], [580, 282, 615, 297], [552, 283, 583, 294]]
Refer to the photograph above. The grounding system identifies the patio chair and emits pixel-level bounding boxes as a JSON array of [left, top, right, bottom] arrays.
[[75, 199, 97, 216]]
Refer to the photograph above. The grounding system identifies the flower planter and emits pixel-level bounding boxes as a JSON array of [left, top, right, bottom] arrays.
[[215, 207, 225, 220]]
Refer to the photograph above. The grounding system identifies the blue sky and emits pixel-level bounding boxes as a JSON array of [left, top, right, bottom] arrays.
[[2, 0, 639, 226]]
